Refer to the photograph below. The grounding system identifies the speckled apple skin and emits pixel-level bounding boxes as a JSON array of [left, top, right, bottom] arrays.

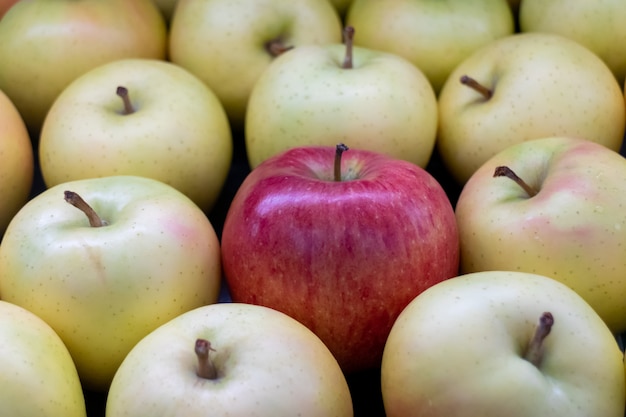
[[455, 137, 626, 333], [0, 176, 222, 391]]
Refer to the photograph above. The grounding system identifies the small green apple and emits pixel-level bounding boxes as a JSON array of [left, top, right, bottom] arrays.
[[39, 58, 233, 213], [0, 300, 86, 417], [455, 136, 626, 333], [437, 32, 625, 184], [381, 270, 625, 417], [0, 88, 33, 234], [245, 27, 438, 169], [169, 0, 343, 126], [0, 0, 167, 133], [106, 303, 354, 417], [0, 175, 223, 391]]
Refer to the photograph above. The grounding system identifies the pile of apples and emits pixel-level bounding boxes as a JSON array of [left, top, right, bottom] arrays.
[[1, 1, 626, 416]]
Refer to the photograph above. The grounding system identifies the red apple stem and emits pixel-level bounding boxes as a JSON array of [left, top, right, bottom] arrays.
[[64, 191, 108, 227], [334, 143, 349, 182], [493, 166, 538, 197], [265, 37, 294, 57], [342, 26, 355, 69], [460, 75, 492, 100], [116, 86, 135, 115], [524, 312, 554, 368], [195, 338, 218, 380]]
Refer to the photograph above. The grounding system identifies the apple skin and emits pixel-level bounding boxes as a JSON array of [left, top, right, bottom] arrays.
[[0, 300, 87, 417], [437, 32, 626, 184], [0, 88, 33, 234], [0, 0, 167, 132], [0, 175, 222, 391], [245, 42, 438, 169], [169, 0, 342, 126], [39, 58, 233, 213], [520, 0, 626, 85], [455, 137, 626, 333], [345, 0, 514, 94], [221, 145, 460, 373], [381, 270, 626, 417], [106, 303, 354, 417]]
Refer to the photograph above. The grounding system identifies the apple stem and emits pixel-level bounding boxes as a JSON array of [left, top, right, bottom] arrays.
[[334, 143, 349, 181], [195, 338, 218, 380], [342, 26, 355, 69], [493, 166, 538, 197], [116, 86, 135, 115], [460, 75, 492, 100], [64, 191, 108, 227], [524, 312, 554, 368], [265, 37, 294, 57]]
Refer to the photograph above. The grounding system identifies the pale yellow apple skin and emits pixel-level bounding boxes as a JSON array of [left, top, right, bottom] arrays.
[[169, 0, 342, 126], [106, 303, 354, 417], [346, 0, 514, 94], [0, 176, 223, 391], [245, 44, 438, 169], [0, 0, 167, 132], [437, 33, 626, 184], [0, 300, 87, 416], [520, 0, 626, 85], [381, 271, 626, 417], [455, 137, 626, 333], [39, 58, 233, 213], [0, 89, 33, 234]]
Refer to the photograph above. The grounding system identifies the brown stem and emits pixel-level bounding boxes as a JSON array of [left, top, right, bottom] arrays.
[[265, 37, 294, 57], [493, 166, 538, 197], [116, 86, 135, 115], [195, 338, 218, 380], [64, 191, 107, 227], [460, 75, 492, 100], [524, 312, 554, 367], [342, 26, 355, 69], [334, 143, 349, 182]]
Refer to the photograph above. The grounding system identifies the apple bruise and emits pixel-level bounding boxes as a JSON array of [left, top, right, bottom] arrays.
[[524, 312, 554, 368], [195, 338, 218, 380]]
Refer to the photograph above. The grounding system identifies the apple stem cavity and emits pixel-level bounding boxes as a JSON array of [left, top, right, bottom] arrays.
[[334, 143, 350, 182], [524, 312, 554, 368], [342, 26, 355, 69], [460, 75, 492, 100], [493, 166, 538, 197], [64, 191, 108, 227], [195, 338, 218, 380], [265, 37, 294, 57], [116, 86, 135, 115]]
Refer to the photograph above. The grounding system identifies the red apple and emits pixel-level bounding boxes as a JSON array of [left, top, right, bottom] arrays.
[[220, 144, 460, 373]]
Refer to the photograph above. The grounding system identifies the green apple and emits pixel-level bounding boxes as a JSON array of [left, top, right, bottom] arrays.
[[0, 175, 222, 391], [437, 32, 625, 184], [381, 270, 625, 417], [39, 58, 233, 213], [169, 0, 343, 126], [345, 0, 514, 94], [0, 0, 167, 133], [106, 303, 354, 417], [454, 136, 626, 333], [0, 88, 33, 235], [0, 300, 87, 417], [245, 27, 438, 169], [520, 0, 626, 85]]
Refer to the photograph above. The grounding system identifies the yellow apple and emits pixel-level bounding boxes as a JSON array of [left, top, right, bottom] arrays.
[[0, 89, 33, 234], [0, 300, 86, 417], [0, 0, 167, 133]]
